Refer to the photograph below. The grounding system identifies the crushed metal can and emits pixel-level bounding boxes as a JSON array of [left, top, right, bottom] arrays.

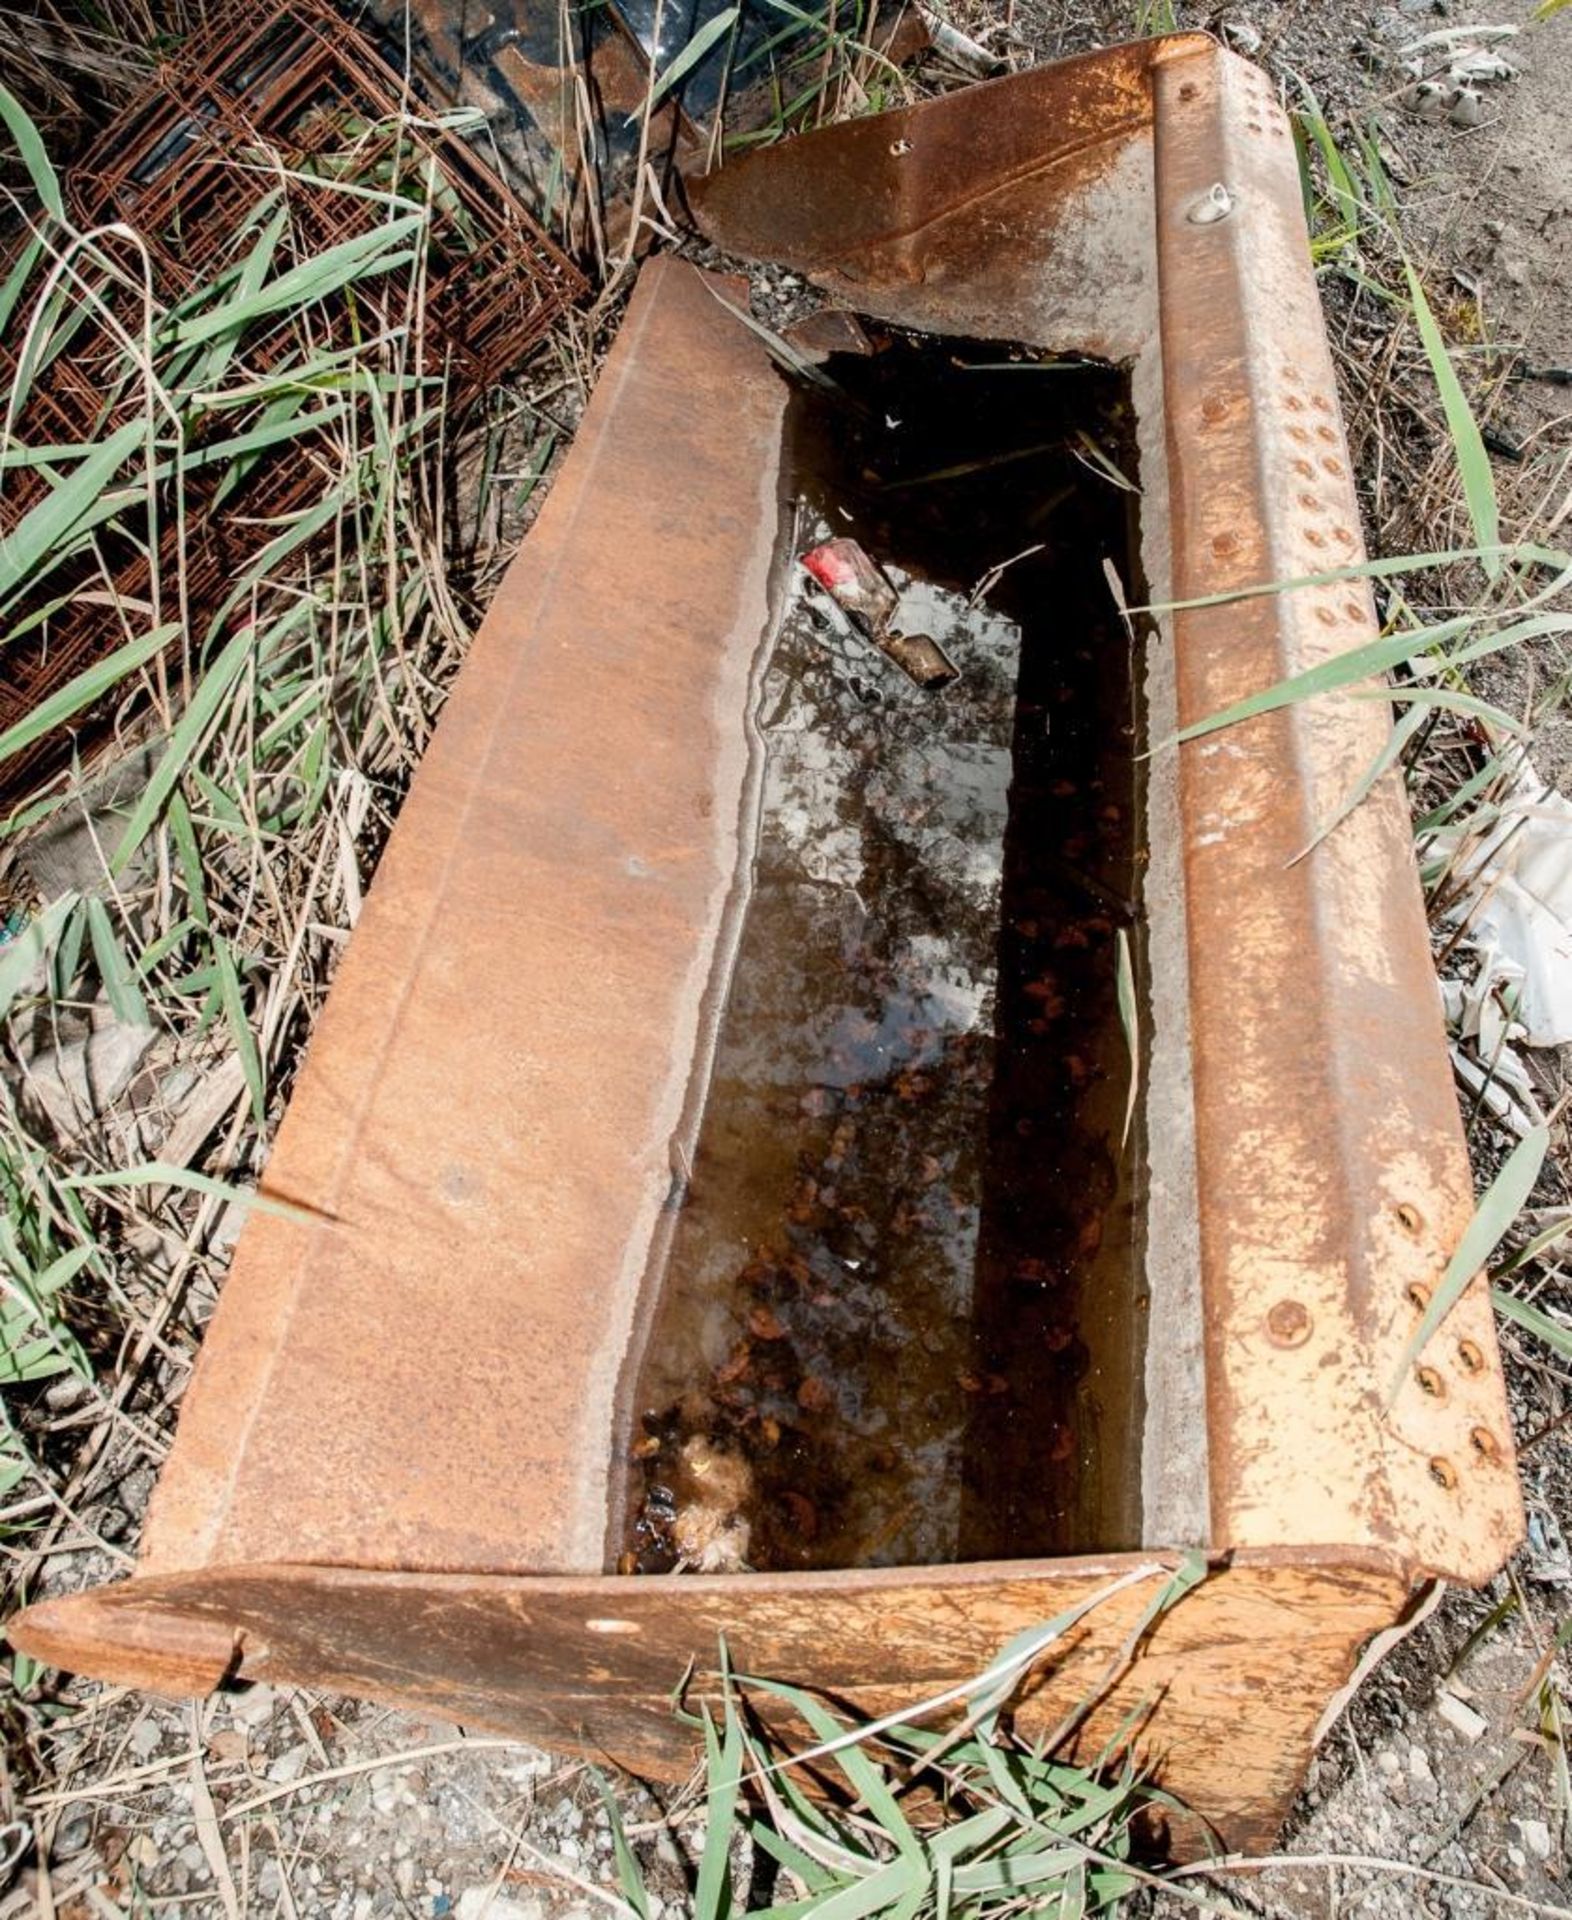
[[800, 539, 957, 690], [881, 632, 958, 690]]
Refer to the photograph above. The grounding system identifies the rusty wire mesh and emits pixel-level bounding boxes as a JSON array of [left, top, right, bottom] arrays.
[[0, 0, 586, 803]]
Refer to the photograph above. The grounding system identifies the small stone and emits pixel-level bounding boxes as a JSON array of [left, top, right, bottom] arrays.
[[454, 1894, 545, 1920], [224, 1684, 278, 1730], [1449, 86, 1483, 128], [1222, 18, 1262, 56], [1408, 1746, 1434, 1781], [1376, 1748, 1402, 1777], [1508, 1845, 1527, 1869], [1517, 1818, 1552, 1861], [267, 1744, 311, 1784], [1437, 1690, 1488, 1741], [19, 1019, 157, 1141], [54, 1816, 91, 1857], [128, 1719, 164, 1759]]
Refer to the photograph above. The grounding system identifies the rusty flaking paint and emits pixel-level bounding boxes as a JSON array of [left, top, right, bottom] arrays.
[[11, 33, 1522, 1855]]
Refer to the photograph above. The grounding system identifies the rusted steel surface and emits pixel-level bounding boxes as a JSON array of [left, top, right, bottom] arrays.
[[12, 35, 1525, 1853], [126, 255, 784, 1583], [690, 31, 1523, 1585], [0, 0, 583, 803], [1146, 53, 1520, 1581], [17, 1551, 1407, 1852]]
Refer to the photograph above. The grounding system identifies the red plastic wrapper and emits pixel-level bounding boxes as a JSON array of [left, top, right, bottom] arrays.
[[800, 538, 900, 635]]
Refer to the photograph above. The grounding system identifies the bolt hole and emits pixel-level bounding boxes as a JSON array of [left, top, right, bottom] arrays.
[[1470, 1427, 1499, 1460], [1407, 1282, 1431, 1312], [1429, 1457, 1457, 1490], [1416, 1365, 1445, 1399], [1458, 1339, 1484, 1373], [1396, 1203, 1424, 1235]]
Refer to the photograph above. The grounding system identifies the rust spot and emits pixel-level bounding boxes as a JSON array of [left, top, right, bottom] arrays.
[[1179, 80, 1198, 100], [1331, 525, 1354, 545], [1342, 600, 1366, 624], [1266, 1300, 1312, 1348], [1305, 529, 1326, 549], [1311, 394, 1332, 414], [1212, 531, 1239, 556], [1297, 492, 1323, 513], [1283, 394, 1304, 412], [1315, 606, 1337, 627], [1292, 458, 1314, 479], [1319, 455, 1345, 477], [1316, 424, 1338, 444], [1201, 394, 1229, 423], [1287, 425, 1311, 445]]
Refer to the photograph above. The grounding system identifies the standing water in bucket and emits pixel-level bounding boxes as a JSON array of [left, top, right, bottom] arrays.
[[618, 329, 1150, 1574]]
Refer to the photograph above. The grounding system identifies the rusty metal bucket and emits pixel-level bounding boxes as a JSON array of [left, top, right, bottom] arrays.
[[14, 35, 1522, 1852]]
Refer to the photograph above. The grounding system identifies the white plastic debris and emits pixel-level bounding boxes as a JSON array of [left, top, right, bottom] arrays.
[[1440, 950, 1545, 1137], [1439, 760, 1572, 1047], [1451, 47, 1516, 85]]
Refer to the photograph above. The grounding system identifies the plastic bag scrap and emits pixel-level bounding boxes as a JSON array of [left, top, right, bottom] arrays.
[[1435, 759, 1572, 1050]]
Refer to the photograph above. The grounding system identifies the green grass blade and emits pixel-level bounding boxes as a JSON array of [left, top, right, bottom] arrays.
[[1379, 685, 1528, 735], [1493, 1286, 1572, 1360], [643, 6, 741, 111], [592, 1770, 650, 1920], [1493, 1214, 1571, 1277], [1173, 612, 1572, 746], [167, 792, 210, 931], [695, 1689, 743, 1920], [1404, 258, 1499, 578], [1390, 1126, 1549, 1399], [0, 624, 179, 769], [0, 80, 63, 219], [1293, 704, 1429, 864], [214, 938, 265, 1129], [0, 232, 43, 336], [85, 896, 150, 1027], [0, 419, 146, 601], [61, 1162, 313, 1222], [164, 215, 426, 348]]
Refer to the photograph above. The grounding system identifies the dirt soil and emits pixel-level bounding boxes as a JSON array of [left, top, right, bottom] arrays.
[[5, 2, 1572, 1916]]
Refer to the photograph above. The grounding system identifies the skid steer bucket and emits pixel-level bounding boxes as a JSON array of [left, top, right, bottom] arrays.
[[14, 33, 1522, 1852]]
